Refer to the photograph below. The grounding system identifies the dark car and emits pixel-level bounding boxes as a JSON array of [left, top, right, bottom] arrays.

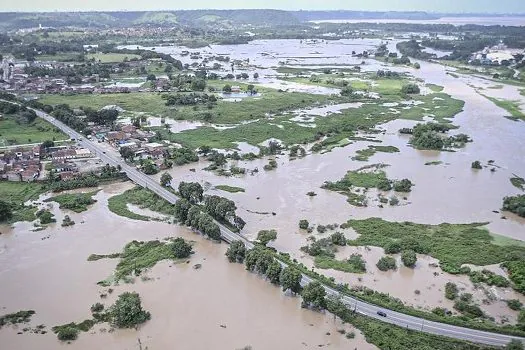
[[377, 311, 387, 317]]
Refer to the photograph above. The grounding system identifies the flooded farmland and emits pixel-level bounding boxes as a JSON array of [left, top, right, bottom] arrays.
[[3, 31, 525, 350], [0, 184, 376, 350]]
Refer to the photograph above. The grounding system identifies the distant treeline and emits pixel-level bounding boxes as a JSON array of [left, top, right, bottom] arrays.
[[1, 10, 524, 31]]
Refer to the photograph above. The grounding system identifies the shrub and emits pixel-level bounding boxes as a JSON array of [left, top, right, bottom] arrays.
[[57, 327, 78, 341], [330, 232, 347, 246], [401, 83, 420, 94], [502, 195, 525, 217], [226, 240, 246, 263], [171, 237, 192, 259], [445, 282, 459, 300], [401, 250, 417, 268], [384, 241, 402, 254], [90, 303, 104, 313], [393, 179, 413, 192], [471, 161, 482, 169], [507, 299, 523, 311], [110, 292, 151, 328], [376, 256, 397, 271], [299, 219, 309, 230]]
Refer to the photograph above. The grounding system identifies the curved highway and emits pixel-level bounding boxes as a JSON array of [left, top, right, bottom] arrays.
[[27, 105, 525, 348]]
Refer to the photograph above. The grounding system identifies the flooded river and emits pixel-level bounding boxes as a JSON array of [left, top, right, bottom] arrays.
[[157, 56, 525, 316], [0, 183, 375, 350]]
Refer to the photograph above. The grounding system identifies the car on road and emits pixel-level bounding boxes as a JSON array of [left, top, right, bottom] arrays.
[[377, 311, 387, 317]]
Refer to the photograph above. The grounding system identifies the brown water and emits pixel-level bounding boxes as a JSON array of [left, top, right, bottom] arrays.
[[153, 59, 525, 320], [0, 184, 376, 350], [300, 244, 525, 324]]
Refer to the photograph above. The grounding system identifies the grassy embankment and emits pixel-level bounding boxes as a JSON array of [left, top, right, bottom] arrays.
[[0, 181, 47, 223], [107, 186, 174, 221], [0, 114, 67, 146], [215, 185, 245, 193], [482, 94, 525, 121], [45, 191, 99, 213]]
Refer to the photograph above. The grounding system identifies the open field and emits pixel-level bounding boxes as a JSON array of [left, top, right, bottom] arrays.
[[39, 88, 339, 124], [0, 115, 68, 146], [86, 52, 142, 63]]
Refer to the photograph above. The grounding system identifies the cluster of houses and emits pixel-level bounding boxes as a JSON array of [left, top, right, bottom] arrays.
[[94, 123, 168, 155], [470, 42, 524, 66], [0, 144, 95, 182]]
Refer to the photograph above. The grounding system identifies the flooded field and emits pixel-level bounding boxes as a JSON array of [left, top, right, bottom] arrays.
[[4, 35, 525, 349], [0, 184, 376, 350]]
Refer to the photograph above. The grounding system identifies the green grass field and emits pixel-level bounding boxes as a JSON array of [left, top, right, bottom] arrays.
[[39, 88, 338, 124], [0, 181, 46, 204], [86, 52, 141, 63], [482, 95, 525, 121], [107, 186, 174, 221], [0, 115, 68, 146], [215, 185, 245, 193], [345, 218, 525, 274]]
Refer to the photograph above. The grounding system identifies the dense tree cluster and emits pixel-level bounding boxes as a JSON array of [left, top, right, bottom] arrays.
[[171, 237, 193, 258], [204, 195, 237, 223], [178, 182, 203, 204], [393, 179, 413, 192], [110, 292, 151, 328], [301, 281, 327, 309], [225, 240, 246, 263], [256, 229, 277, 246], [168, 147, 199, 166], [502, 195, 525, 217], [164, 92, 216, 106], [185, 206, 221, 240]]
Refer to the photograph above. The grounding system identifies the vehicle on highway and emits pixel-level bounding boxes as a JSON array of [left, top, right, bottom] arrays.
[[377, 311, 387, 317]]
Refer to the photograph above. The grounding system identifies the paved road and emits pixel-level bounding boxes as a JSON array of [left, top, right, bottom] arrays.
[[29, 105, 524, 347]]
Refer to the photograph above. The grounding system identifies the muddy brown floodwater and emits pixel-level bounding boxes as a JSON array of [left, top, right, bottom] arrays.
[[157, 59, 525, 319], [0, 184, 376, 350]]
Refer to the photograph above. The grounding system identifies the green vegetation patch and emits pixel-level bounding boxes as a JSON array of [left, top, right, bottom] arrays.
[[483, 95, 525, 121], [39, 88, 338, 125], [344, 218, 525, 276], [0, 310, 36, 329], [0, 114, 67, 146], [0, 179, 46, 204], [45, 191, 98, 213], [92, 238, 193, 283], [86, 52, 141, 63], [107, 186, 174, 221], [314, 254, 367, 274], [323, 164, 390, 190], [503, 194, 525, 217], [215, 185, 245, 193], [352, 145, 399, 161], [426, 84, 445, 92], [510, 176, 525, 191]]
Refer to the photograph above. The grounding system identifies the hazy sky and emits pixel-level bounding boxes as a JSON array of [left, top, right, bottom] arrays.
[[2, 0, 525, 13]]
